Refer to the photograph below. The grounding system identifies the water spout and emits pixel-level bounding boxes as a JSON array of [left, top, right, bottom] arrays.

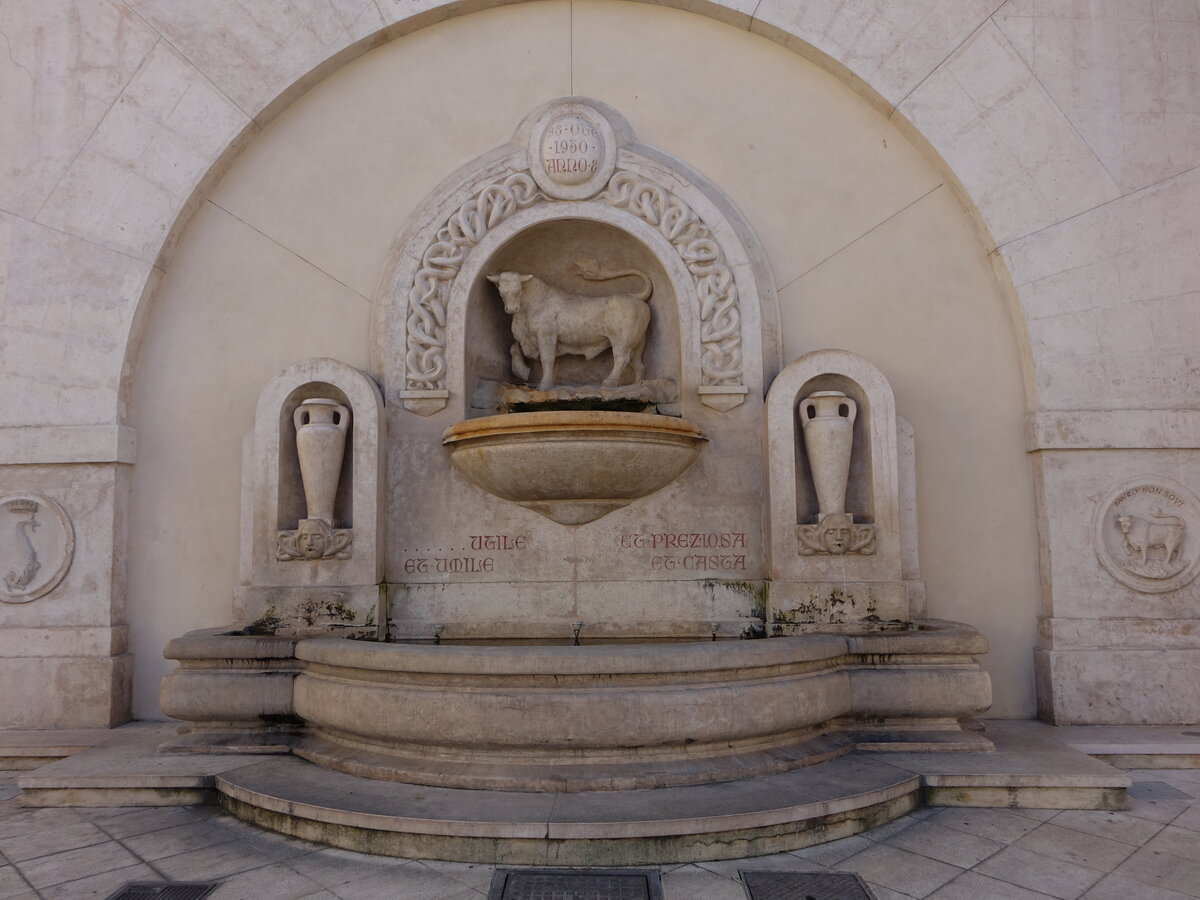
[[571, 622, 583, 646], [433, 624, 445, 646], [709, 621, 720, 641]]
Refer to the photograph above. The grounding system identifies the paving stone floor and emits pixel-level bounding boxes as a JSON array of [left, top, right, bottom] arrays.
[[1, 768, 1198, 900]]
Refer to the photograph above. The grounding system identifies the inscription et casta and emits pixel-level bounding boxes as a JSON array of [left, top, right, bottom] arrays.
[[620, 531, 749, 572]]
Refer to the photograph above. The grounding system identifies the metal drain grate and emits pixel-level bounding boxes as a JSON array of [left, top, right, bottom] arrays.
[[741, 871, 877, 900], [488, 867, 663, 900], [106, 883, 219, 900]]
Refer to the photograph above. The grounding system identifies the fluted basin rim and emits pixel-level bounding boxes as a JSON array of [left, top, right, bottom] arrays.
[[442, 409, 707, 444]]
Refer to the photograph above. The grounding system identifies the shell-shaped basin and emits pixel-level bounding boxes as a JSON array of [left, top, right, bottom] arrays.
[[442, 410, 706, 524]]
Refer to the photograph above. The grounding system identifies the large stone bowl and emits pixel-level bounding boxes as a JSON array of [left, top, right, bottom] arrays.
[[441, 410, 707, 524]]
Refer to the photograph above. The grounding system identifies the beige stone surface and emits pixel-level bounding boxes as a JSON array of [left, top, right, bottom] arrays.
[[782, 185, 1039, 714], [0, 1, 159, 220], [0, 425, 136, 465], [126, 202, 372, 714], [572, 1, 944, 292], [898, 21, 1121, 249], [1001, 167, 1200, 411], [128, 0, 386, 122], [994, 0, 1200, 195], [751, 0, 1002, 108], [35, 42, 251, 264], [0, 213, 157, 429], [0, 655, 131, 728], [209, 1, 572, 300]]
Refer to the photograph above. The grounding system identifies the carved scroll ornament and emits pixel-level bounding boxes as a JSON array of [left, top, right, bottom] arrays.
[[797, 513, 876, 557]]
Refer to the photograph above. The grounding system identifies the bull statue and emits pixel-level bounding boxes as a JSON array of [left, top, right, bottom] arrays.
[[1116, 508, 1185, 566], [486, 264, 652, 391]]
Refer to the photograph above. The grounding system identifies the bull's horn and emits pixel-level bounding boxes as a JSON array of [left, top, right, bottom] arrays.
[[519, 273, 533, 282], [485, 274, 500, 284]]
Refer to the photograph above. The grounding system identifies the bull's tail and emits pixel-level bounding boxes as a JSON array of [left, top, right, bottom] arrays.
[[571, 262, 652, 301]]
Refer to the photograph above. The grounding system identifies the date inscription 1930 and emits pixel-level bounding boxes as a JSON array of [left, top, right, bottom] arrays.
[[539, 115, 603, 186]]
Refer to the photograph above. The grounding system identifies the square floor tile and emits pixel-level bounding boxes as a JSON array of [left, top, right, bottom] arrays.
[[927, 870, 1055, 899], [1049, 809, 1164, 846], [837, 843, 962, 898], [1012, 823, 1135, 872], [975, 845, 1104, 899], [884, 821, 1005, 868], [928, 808, 1041, 844], [1081, 870, 1198, 899], [15, 840, 140, 890]]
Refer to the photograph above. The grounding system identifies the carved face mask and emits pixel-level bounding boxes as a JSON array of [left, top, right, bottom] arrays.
[[297, 520, 329, 560], [821, 514, 854, 555]]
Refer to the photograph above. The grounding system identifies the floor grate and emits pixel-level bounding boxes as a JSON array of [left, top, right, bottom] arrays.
[[106, 883, 220, 900], [740, 870, 877, 900], [488, 867, 663, 900]]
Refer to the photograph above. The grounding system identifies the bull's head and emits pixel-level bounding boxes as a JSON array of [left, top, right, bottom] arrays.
[[486, 272, 533, 315], [1116, 514, 1132, 533]]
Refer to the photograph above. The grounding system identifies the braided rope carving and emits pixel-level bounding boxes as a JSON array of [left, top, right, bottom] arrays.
[[405, 173, 542, 390], [600, 171, 742, 385], [402, 169, 743, 391]]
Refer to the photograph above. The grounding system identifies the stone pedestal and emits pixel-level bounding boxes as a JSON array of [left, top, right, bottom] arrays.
[[0, 430, 135, 727]]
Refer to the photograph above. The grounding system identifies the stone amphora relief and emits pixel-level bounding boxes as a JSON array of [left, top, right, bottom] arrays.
[[800, 391, 856, 519], [294, 398, 350, 524]]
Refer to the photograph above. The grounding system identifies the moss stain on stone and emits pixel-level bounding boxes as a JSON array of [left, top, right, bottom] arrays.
[[245, 606, 282, 635]]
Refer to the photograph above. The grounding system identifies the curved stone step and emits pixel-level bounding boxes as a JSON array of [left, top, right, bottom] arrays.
[[214, 753, 921, 865]]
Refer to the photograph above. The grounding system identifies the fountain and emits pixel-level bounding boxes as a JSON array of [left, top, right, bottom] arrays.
[[159, 98, 994, 861]]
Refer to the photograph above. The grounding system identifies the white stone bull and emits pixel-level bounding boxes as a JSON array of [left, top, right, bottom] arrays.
[[486, 267, 652, 391], [1116, 510, 1185, 565]]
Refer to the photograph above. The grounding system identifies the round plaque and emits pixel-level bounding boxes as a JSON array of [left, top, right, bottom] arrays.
[[539, 115, 603, 187], [528, 103, 617, 200], [1093, 477, 1200, 593], [0, 493, 74, 603]]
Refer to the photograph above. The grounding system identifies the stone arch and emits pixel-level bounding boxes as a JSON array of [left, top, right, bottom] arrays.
[[102, 1, 1063, 423], [372, 97, 779, 421]]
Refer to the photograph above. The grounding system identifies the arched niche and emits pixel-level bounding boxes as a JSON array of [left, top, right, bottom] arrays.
[[463, 217, 681, 416], [457, 211, 688, 417], [374, 97, 780, 422]]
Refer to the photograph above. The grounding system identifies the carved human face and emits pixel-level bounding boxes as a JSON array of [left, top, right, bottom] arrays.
[[297, 520, 329, 560], [486, 272, 533, 314], [820, 514, 854, 555]]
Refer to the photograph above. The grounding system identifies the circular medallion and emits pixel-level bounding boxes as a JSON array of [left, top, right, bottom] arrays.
[[528, 103, 617, 200], [0, 493, 74, 603], [1093, 477, 1200, 593], [539, 115, 604, 187]]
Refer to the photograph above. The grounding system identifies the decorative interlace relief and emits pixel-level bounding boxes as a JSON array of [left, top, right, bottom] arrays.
[[402, 170, 744, 394]]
